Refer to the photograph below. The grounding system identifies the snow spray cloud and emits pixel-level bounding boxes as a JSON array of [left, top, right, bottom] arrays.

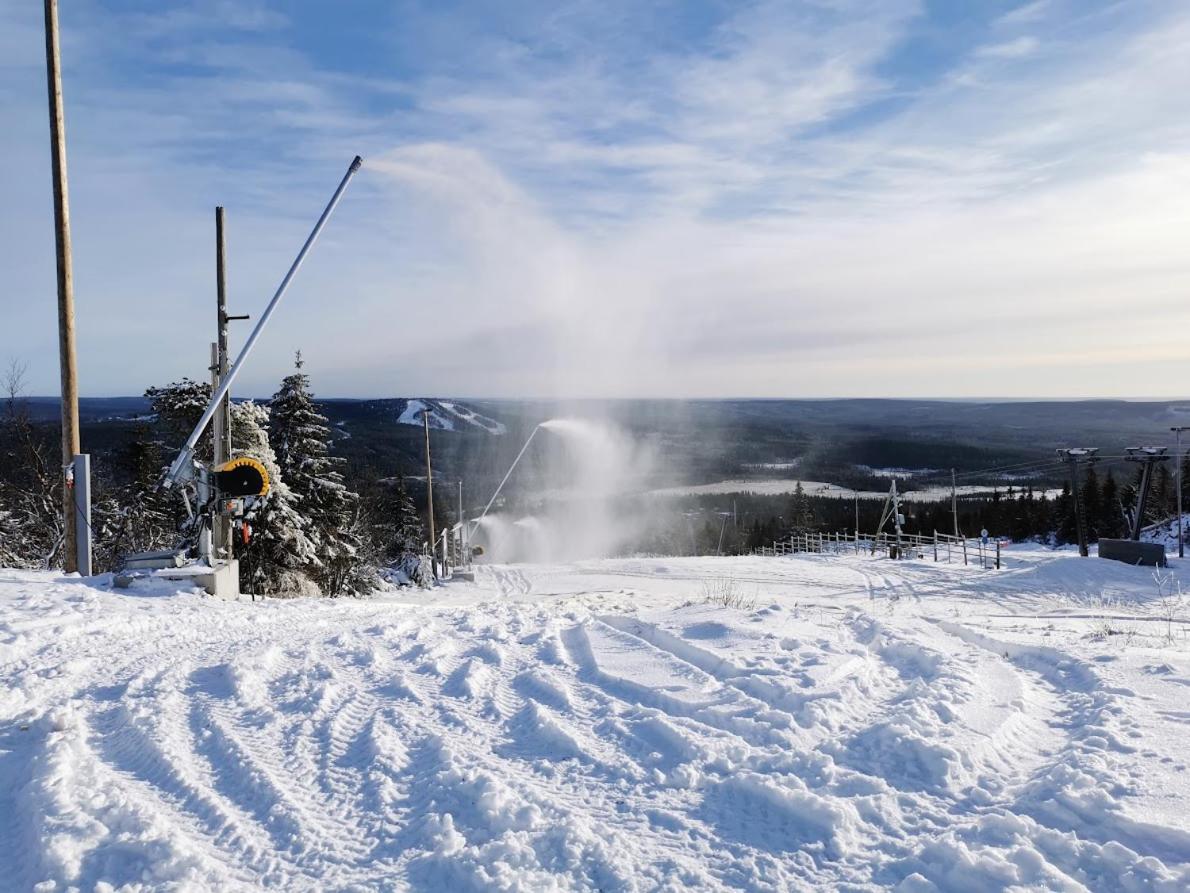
[[473, 417, 661, 562], [369, 146, 696, 557], [365, 145, 674, 399]]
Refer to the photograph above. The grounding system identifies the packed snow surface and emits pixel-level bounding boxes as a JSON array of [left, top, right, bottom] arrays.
[[2, 549, 1190, 891]]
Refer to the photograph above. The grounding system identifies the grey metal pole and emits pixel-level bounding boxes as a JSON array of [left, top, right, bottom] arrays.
[[424, 410, 437, 580], [165, 155, 363, 487], [72, 453, 91, 575], [44, 0, 80, 572], [212, 208, 233, 559], [1070, 459, 1089, 556], [214, 207, 230, 468], [1173, 427, 1186, 559]]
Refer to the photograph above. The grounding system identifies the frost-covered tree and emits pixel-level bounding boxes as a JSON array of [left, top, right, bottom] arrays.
[[145, 378, 213, 459], [0, 361, 64, 568], [369, 475, 429, 585], [1099, 472, 1125, 539], [1082, 465, 1102, 540], [269, 354, 375, 595], [100, 422, 176, 567], [232, 400, 320, 596]]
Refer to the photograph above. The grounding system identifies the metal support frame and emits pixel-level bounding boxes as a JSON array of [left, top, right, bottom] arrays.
[[1124, 447, 1169, 541], [1057, 448, 1099, 557]]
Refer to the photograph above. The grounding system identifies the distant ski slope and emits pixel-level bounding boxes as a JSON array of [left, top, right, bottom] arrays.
[[1, 550, 1188, 890], [396, 398, 507, 434]]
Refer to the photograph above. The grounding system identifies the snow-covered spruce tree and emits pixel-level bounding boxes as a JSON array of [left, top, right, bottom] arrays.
[[268, 354, 376, 595], [369, 474, 429, 586], [786, 481, 817, 534], [231, 400, 320, 596], [145, 378, 213, 460], [101, 422, 177, 567]]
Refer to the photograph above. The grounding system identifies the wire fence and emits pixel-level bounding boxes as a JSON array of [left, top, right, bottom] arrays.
[[753, 530, 1001, 569]]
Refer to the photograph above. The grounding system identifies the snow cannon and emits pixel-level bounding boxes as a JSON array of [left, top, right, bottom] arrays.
[[116, 156, 363, 598]]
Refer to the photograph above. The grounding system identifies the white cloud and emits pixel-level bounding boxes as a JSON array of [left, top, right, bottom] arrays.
[[976, 36, 1040, 58]]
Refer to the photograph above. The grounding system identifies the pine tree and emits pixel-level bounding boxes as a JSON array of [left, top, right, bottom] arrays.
[[0, 362, 64, 568], [103, 421, 176, 566], [1182, 456, 1190, 516], [232, 400, 320, 596], [1055, 482, 1076, 545], [1153, 464, 1173, 522], [269, 353, 375, 595], [787, 482, 817, 533], [145, 378, 213, 460], [1082, 466, 1101, 541], [1099, 472, 1124, 539], [369, 474, 427, 583]]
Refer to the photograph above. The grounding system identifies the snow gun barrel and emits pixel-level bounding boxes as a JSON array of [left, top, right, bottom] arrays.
[[473, 424, 542, 530], [164, 155, 364, 488]]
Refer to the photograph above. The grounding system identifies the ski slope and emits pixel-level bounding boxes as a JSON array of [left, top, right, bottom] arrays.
[[2, 550, 1189, 891]]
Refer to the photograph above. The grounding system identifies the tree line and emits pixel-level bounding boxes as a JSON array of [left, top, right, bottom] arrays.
[[680, 468, 1190, 555]]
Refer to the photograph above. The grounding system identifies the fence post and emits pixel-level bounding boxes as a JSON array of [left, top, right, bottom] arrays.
[[996, 541, 1001, 570]]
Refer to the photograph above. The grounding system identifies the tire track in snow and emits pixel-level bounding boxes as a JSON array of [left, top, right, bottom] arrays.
[[935, 619, 1190, 880]]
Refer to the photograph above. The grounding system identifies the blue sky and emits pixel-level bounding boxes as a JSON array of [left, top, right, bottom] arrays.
[[2, 0, 1189, 398]]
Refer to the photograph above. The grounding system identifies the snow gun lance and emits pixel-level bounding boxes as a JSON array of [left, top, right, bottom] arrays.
[[163, 155, 363, 491]]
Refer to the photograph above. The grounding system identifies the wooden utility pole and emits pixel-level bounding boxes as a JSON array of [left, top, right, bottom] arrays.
[[951, 468, 966, 565], [212, 208, 233, 558], [951, 468, 959, 539], [44, 0, 80, 572], [423, 409, 437, 579]]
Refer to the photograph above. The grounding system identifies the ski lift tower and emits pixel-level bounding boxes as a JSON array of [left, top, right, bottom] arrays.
[[871, 479, 905, 558]]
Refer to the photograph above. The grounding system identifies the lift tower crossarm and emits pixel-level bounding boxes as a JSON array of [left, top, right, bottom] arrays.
[[164, 156, 363, 488]]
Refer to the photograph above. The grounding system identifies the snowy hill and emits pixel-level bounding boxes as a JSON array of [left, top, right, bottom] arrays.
[[396, 398, 507, 434], [2, 550, 1189, 889]]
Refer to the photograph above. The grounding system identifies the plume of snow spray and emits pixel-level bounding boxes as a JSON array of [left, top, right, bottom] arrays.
[[473, 417, 657, 562]]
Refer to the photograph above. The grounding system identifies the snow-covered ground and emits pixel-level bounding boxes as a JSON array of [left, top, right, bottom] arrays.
[[2, 549, 1189, 891]]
